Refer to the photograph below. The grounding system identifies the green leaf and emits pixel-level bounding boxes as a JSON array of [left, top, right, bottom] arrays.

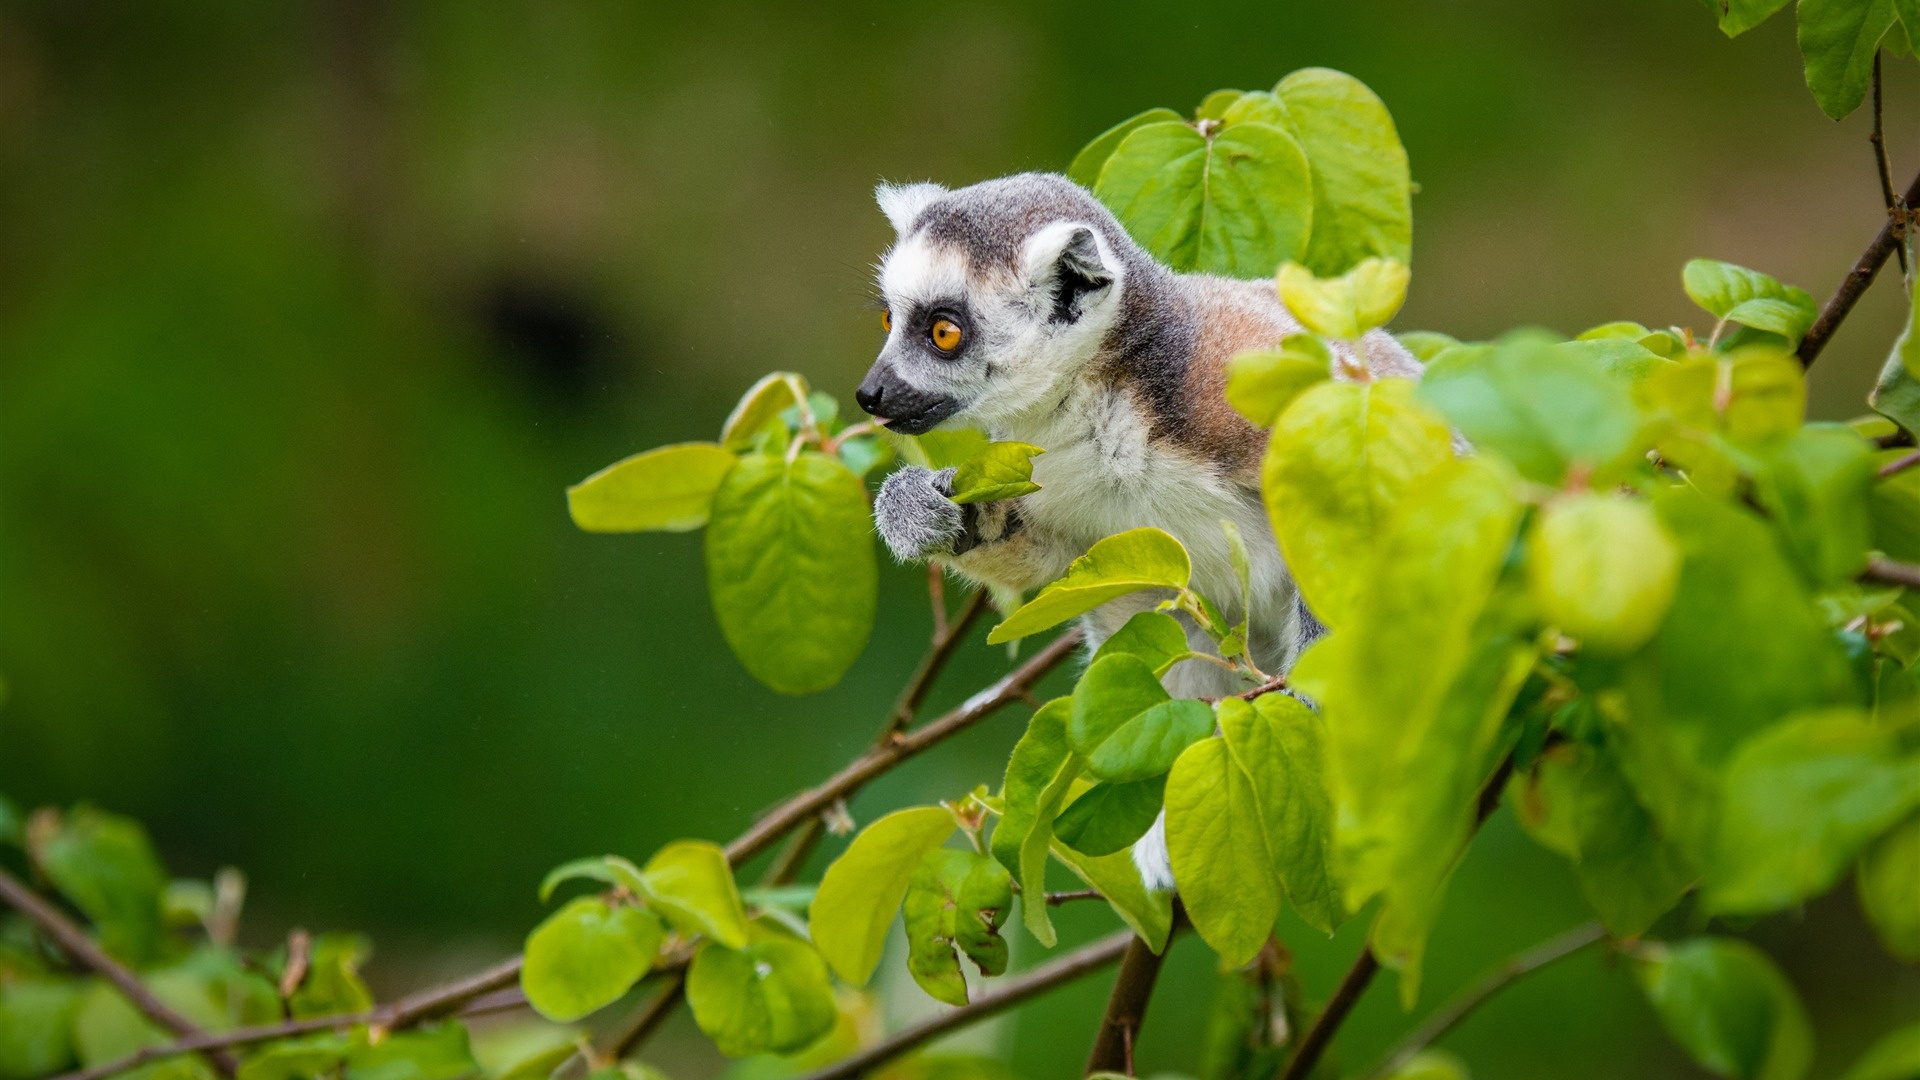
[[991, 699, 1072, 877], [346, 1022, 477, 1080], [0, 980, 79, 1080], [1165, 737, 1280, 966], [897, 428, 991, 470], [1872, 451, 1920, 560], [567, 443, 738, 534], [1069, 655, 1212, 782], [1054, 776, 1167, 857], [1528, 493, 1680, 656], [1382, 1051, 1471, 1080], [687, 923, 837, 1058], [1047, 839, 1174, 953], [1275, 68, 1414, 276], [1706, 709, 1920, 915], [1858, 814, 1920, 962], [1225, 338, 1333, 428], [1094, 121, 1314, 278], [1644, 347, 1806, 449], [1632, 938, 1813, 1080], [636, 841, 749, 948], [1755, 423, 1876, 586], [1706, 0, 1794, 35], [1017, 755, 1083, 948], [720, 373, 807, 450], [1842, 1021, 1920, 1080], [1090, 611, 1190, 674], [1263, 378, 1455, 629], [1683, 260, 1818, 345], [1275, 258, 1410, 341], [949, 442, 1044, 505], [705, 451, 877, 694], [901, 849, 1013, 1006], [808, 806, 955, 985], [1067, 108, 1186, 190], [33, 807, 167, 965], [521, 897, 665, 1023], [1196, 89, 1246, 121], [1872, 270, 1920, 432], [539, 855, 632, 902], [289, 932, 375, 1019], [987, 528, 1192, 644], [1217, 695, 1345, 935], [1420, 332, 1645, 486], [1513, 742, 1694, 936], [1797, 0, 1898, 119], [1398, 330, 1462, 363], [239, 1034, 349, 1080]]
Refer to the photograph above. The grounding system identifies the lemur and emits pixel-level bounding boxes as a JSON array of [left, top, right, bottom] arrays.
[[855, 172, 1420, 888]]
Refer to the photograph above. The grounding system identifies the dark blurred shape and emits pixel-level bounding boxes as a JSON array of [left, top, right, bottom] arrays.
[[477, 277, 622, 402]]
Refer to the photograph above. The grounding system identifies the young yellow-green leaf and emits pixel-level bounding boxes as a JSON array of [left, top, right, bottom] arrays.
[[1165, 737, 1282, 966], [987, 528, 1192, 644], [1632, 938, 1813, 1080], [1755, 424, 1877, 586], [991, 699, 1072, 877], [1644, 347, 1807, 451], [567, 443, 738, 534], [720, 373, 806, 450], [1067, 108, 1186, 189], [1218, 695, 1345, 935], [1018, 756, 1083, 948], [1263, 378, 1454, 629], [639, 840, 749, 949], [1858, 814, 1920, 962], [1054, 776, 1167, 857], [1512, 742, 1694, 937], [1276, 258, 1410, 341], [1225, 338, 1332, 428], [1706, 0, 1793, 36], [686, 923, 837, 1058], [32, 807, 167, 966], [521, 897, 665, 1023], [705, 451, 877, 694], [1705, 709, 1920, 915], [345, 1023, 477, 1080], [1090, 611, 1191, 674], [1197, 89, 1247, 120], [1094, 120, 1314, 278], [1797, 0, 1899, 120], [539, 855, 640, 903], [949, 442, 1044, 505], [1069, 654, 1211, 782], [1842, 1021, 1920, 1080], [0, 980, 80, 1079], [902, 849, 1013, 1006], [1528, 493, 1679, 656], [1049, 839, 1174, 953], [1683, 260, 1818, 345], [809, 806, 956, 985], [287, 933, 375, 1020], [1219, 89, 1288, 128], [1421, 332, 1646, 486], [895, 427, 992, 470], [1275, 68, 1414, 276]]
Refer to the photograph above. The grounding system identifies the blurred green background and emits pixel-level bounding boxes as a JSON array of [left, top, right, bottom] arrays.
[[4, 2, 1918, 1077]]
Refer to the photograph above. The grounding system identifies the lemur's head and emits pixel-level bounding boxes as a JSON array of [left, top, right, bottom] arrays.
[[856, 173, 1140, 434]]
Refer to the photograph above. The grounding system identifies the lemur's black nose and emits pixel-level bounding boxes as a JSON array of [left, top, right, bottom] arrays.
[[854, 380, 885, 417]]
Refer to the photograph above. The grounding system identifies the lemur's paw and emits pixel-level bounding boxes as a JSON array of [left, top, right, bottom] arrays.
[[875, 466, 964, 562]]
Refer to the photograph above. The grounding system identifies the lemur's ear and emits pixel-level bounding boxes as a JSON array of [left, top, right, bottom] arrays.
[[875, 181, 946, 236], [1023, 222, 1114, 324]]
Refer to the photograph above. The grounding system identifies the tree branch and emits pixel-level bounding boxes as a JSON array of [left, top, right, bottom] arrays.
[[1084, 901, 1185, 1076], [1277, 749, 1521, 1080], [1797, 163, 1920, 368], [1864, 554, 1920, 588], [0, 868, 240, 1076], [1364, 921, 1607, 1079], [1879, 448, 1920, 477], [1872, 52, 1906, 275], [797, 929, 1135, 1080]]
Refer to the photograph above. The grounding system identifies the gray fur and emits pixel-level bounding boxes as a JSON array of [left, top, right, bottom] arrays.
[[875, 467, 964, 561]]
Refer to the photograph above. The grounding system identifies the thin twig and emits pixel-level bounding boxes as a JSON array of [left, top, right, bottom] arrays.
[[1872, 52, 1907, 274], [1881, 448, 1920, 478], [1365, 921, 1608, 1079], [796, 930, 1135, 1080], [1278, 750, 1521, 1080], [1085, 901, 1186, 1075], [1865, 554, 1920, 588], [1046, 888, 1105, 906], [1799, 164, 1920, 368], [0, 868, 239, 1075]]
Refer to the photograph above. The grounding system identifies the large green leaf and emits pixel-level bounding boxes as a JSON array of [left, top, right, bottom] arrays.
[[687, 923, 837, 1058], [1067, 108, 1185, 190], [1262, 378, 1455, 629], [1527, 492, 1680, 657], [991, 699, 1072, 877], [1275, 258, 1410, 341], [705, 451, 876, 694], [1089, 611, 1191, 673], [520, 897, 665, 1023], [1512, 742, 1694, 937], [1632, 938, 1813, 1080], [987, 528, 1191, 644], [1755, 424, 1877, 586], [809, 806, 955, 985], [1017, 755, 1083, 948], [1165, 736, 1282, 966], [34, 808, 168, 966], [1069, 654, 1212, 783], [1054, 776, 1166, 857], [639, 840, 750, 949], [567, 443, 738, 533], [1420, 333, 1645, 486], [1706, 709, 1920, 915], [1843, 1021, 1920, 1080], [1682, 260, 1818, 345], [1094, 120, 1314, 277], [1218, 694, 1345, 935], [1275, 68, 1414, 276], [1858, 814, 1920, 962], [949, 442, 1044, 505], [1048, 839, 1174, 953], [1704, 0, 1794, 36], [902, 849, 1013, 1006], [1797, 0, 1899, 119], [0, 981, 79, 1080]]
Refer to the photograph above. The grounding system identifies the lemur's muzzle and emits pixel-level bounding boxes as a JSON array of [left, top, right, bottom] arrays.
[[855, 363, 961, 436]]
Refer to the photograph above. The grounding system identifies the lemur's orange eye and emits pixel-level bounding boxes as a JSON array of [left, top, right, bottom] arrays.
[[930, 318, 963, 352], [881, 308, 892, 332]]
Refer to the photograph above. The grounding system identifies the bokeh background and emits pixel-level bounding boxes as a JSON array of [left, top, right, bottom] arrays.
[[4, 2, 1919, 1077]]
